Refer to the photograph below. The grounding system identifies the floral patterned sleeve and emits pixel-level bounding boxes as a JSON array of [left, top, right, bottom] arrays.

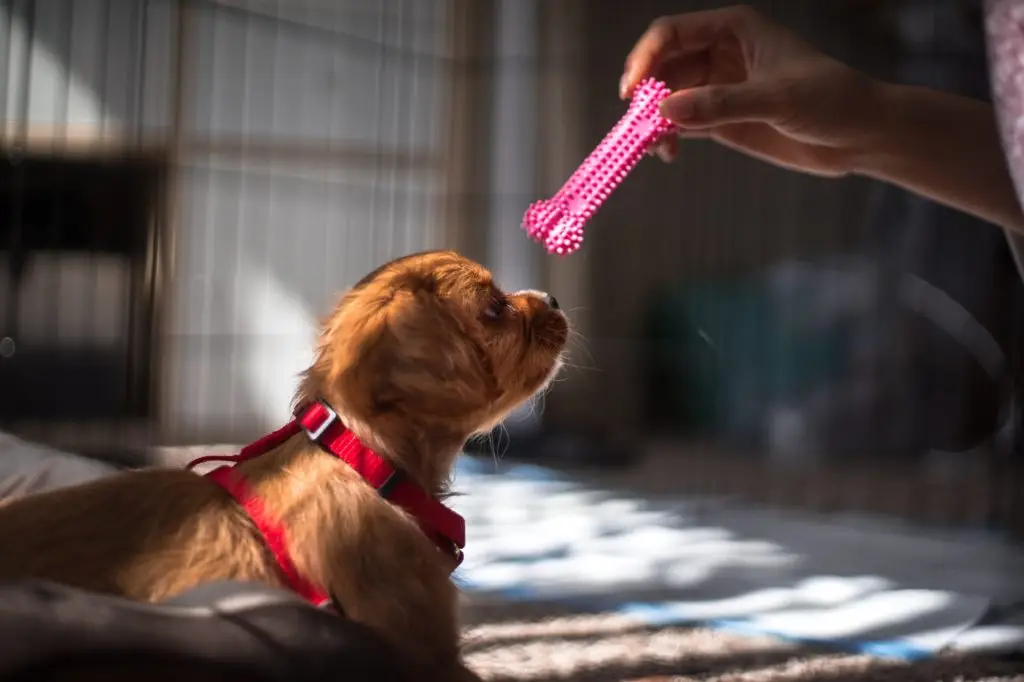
[[986, 0, 1024, 206]]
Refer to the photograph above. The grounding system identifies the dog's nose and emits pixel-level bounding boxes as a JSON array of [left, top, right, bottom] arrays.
[[543, 293, 560, 310]]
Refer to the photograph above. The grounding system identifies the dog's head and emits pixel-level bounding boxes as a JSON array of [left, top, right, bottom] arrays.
[[298, 250, 568, 489]]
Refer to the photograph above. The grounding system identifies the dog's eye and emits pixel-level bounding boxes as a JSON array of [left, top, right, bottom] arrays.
[[484, 296, 508, 320]]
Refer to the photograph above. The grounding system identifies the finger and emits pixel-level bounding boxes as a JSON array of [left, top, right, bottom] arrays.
[[673, 130, 712, 141], [645, 138, 668, 158], [711, 123, 842, 176], [654, 52, 711, 92], [660, 82, 781, 128], [620, 5, 760, 98], [647, 130, 710, 160], [655, 135, 678, 163], [645, 138, 669, 159]]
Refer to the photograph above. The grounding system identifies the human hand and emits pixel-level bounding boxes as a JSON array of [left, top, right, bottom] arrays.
[[620, 5, 881, 176]]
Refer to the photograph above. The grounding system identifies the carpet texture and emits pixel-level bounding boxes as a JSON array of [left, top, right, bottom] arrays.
[[462, 604, 1024, 681]]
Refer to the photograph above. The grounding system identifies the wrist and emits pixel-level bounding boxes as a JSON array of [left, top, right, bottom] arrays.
[[844, 79, 906, 179], [839, 79, 1024, 232]]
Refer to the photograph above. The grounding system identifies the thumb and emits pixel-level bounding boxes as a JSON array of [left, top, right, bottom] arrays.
[[660, 82, 781, 128]]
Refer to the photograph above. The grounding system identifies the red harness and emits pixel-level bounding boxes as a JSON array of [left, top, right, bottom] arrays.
[[185, 400, 466, 608]]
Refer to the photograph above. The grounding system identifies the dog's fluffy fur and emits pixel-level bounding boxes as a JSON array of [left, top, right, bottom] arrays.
[[0, 250, 569, 680]]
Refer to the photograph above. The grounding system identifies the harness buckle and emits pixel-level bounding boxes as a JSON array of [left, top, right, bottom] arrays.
[[303, 401, 338, 442]]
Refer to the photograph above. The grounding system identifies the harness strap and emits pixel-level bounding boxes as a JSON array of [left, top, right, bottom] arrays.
[[186, 400, 466, 608], [205, 466, 330, 607]]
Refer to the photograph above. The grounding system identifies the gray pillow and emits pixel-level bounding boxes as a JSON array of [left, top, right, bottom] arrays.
[[0, 431, 117, 499]]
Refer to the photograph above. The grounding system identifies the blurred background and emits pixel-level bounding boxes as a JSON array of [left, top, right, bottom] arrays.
[[5, 0, 1024, 677], [3, 0, 1022, 535]]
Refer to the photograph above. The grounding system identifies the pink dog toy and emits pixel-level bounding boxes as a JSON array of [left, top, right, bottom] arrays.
[[522, 78, 676, 255]]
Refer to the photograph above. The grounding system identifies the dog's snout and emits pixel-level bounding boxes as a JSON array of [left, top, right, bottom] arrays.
[[542, 293, 559, 310]]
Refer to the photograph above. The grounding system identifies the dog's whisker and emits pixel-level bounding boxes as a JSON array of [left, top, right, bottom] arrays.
[[487, 429, 499, 470], [524, 395, 538, 419], [533, 392, 547, 418], [484, 421, 511, 469], [567, 336, 591, 354], [558, 358, 602, 373], [566, 336, 596, 368], [498, 422, 510, 460]]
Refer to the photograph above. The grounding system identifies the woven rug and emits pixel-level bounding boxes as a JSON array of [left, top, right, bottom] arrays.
[[461, 602, 1024, 681]]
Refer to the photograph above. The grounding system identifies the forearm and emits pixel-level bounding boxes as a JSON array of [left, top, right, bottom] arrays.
[[851, 81, 1024, 234]]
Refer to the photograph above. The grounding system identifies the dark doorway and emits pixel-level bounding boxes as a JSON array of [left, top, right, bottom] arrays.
[[0, 154, 164, 423]]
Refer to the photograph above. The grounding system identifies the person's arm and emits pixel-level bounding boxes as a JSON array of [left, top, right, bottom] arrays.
[[621, 6, 1024, 233], [853, 81, 1024, 233]]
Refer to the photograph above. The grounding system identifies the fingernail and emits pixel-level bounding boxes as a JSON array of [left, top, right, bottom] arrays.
[[661, 96, 693, 122], [619, 74, 630, 99], [656, 146, 674, 163]]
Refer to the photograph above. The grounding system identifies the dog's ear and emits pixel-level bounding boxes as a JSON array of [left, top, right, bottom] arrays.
[[304, 281, 497, 424], [359, 287, 498, 419]]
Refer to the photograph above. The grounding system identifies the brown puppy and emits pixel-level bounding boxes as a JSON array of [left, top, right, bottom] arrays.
[[0, 250, 569, 680]]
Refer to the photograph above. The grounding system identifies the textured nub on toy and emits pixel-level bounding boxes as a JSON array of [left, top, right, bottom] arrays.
[[522, 78, 676, 255]]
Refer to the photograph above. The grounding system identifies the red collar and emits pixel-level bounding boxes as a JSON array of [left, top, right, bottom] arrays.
[[185, 400, 466, 608]]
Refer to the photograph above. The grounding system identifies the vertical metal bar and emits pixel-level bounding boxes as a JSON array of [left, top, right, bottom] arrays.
[[170, 1, 189, 146], [367, 1, 387, 264], [3, 148, 22, 345], [154, 0, 195, 439], [96, 0, 110, 138], [125, 177, 144, 419], [228, 0, 255, 436], [15, 0, 31, 141], [124, 0, 139, 135], [58, 1, 74, 141], [127, 0, 154, 417], [5, 0, 35, 349], [437, 0, 475, 254], [0, 0, 12, 137], [45, 0, 73, 350], [132, 0, 148, 142], [338, 14, 357, 290], [194, 0, 220, 435], [84, 0, 111, 381], [96, 0, 120, 450], [0, 0, 14, 358], [292, 0, 310, 326], [401, 0, 417, 256], [110, 0, 140, 419], [323, 2, 339, 297], [383, 0, 402, 259], [138, 155, 161, 420], [97, 1, 116, 449]]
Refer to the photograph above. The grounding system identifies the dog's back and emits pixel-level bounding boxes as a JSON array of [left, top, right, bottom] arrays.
[[0, 469, 281, 602]]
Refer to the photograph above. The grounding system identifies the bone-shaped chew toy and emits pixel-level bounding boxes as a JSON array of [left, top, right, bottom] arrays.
[[522, 78, 676, 255]]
